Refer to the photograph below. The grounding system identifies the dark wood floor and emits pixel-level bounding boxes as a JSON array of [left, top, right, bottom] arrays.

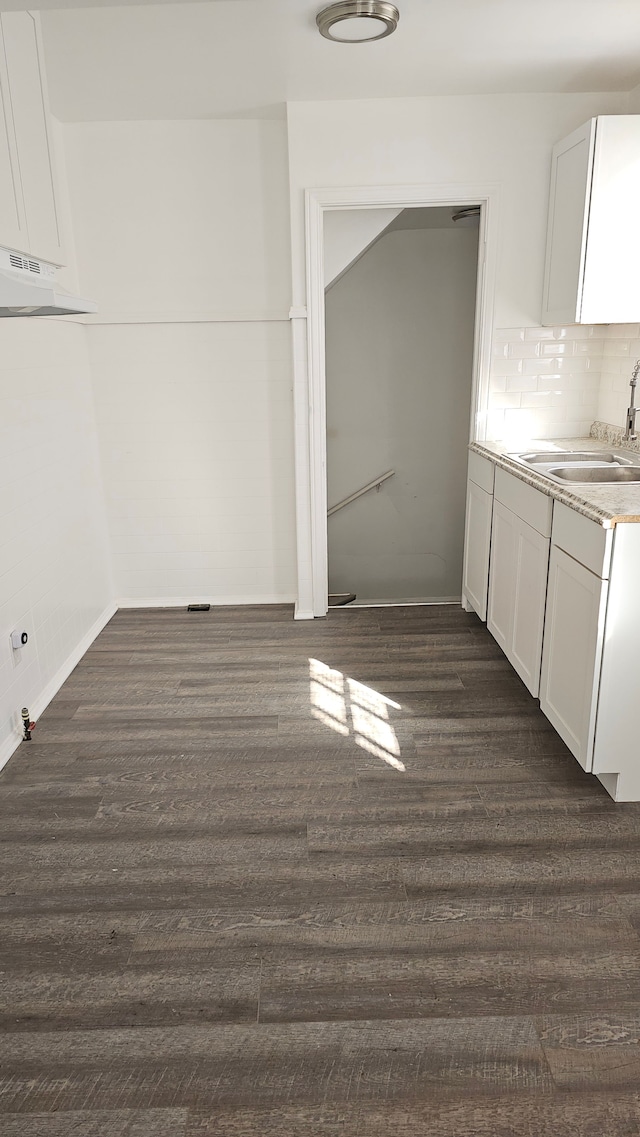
[[3, 604, 640, 1134]]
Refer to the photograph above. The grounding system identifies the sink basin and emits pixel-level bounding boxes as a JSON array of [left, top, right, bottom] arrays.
[[548, 465, 640, 483], [516, 451, 621, 464], [507, 448, 640, 485]]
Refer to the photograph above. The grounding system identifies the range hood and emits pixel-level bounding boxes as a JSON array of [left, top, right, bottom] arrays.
[[0, 247, 97, 317]]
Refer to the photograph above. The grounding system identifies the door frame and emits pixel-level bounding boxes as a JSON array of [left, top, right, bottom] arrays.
[[294, 181, 499, 619]]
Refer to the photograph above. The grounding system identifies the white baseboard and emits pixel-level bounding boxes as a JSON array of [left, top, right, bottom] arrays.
[[117, 595, 296, 609], [0, 600, 117, 777], [294, 603, 315, 620], [346, 596, 461, 608]]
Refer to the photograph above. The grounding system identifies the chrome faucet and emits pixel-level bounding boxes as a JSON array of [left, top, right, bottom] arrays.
[[625, 359, 640, 442]]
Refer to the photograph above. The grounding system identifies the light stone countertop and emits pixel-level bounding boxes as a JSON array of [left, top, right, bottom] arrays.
[[470, 423, 640, 528]]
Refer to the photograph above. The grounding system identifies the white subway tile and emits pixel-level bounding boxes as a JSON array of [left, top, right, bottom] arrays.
[[507, 343, 541, 359], [506, 376, 537, 393], [489, 376, 507, 392], [522, 358, 563, 376], [605, 340, 631, 356], [493, 328, 525, 343], [559, 325, 597, 340], [491, 358, 523, 377], [489, 392, 522, 409], [541, 341, 571, 356], [574, 339, 605, 356]]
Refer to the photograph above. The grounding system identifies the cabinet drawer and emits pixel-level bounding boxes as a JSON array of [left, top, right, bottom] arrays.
[[468, 451, 494, 494], [494, 468, 552, 538], [552, 502, 613, 579]]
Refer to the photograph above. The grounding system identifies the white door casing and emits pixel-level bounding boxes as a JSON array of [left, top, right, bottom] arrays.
[[293, 182, 499, 619]]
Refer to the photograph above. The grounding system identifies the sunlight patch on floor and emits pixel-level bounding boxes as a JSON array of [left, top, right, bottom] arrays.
[[309, 658, 405, 771]]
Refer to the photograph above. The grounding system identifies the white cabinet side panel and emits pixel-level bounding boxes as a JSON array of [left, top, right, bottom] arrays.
[[541, 119, 595, 326], [462, 479, 493, 621], [510, 518, 549, 698], [540, 545, 607, 771], [593, 525, 640, 794], [0, 29, 27, 254], [581, 115, 640, 324]]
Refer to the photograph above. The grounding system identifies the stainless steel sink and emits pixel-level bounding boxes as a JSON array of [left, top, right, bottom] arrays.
[[516, 451, 622, 464], [507, 448, 640, 486], [547, 465, 640, 483]]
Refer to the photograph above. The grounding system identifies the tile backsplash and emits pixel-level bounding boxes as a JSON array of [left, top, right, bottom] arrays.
[[597, 323, 640, 429], [488, 325, 603, 441]]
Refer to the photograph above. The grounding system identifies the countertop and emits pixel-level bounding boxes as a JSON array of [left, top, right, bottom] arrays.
[[470, 423, 640, 528]]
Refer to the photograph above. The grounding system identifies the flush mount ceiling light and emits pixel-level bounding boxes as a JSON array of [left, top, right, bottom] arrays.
[[316, 1, 400, 43]]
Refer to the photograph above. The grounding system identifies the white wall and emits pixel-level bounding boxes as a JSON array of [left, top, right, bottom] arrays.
[[0, 319, 113, 767], [324, 207, 400, 288], [288, 94, 626, 328], [63, 119, 297, 605], [326, 224, 478, 601]]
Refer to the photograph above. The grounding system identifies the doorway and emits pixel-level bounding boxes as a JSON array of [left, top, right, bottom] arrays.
[[295, 183, 497, 619], [325, 205, 480, 606]]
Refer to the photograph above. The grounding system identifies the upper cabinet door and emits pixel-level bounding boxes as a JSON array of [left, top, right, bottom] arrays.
[[0, 12, 65, 266], [581, 116, 640, 324], [541, 119, 595, 327], [542, 115, 640, 326], [0, 36, 29, 254]]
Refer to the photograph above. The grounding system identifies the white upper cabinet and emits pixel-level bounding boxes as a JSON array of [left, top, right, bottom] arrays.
[[0, 41, 29, 254], [542, 115, 640, 326], [0, 12, 65, 265]]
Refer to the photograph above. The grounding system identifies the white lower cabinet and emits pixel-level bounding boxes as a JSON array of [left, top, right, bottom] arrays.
[[462, 478, 493, 620], [539, 546, 608, 770], [463, 455, 640, 801], [462, 454, 494, 621], [486, 471, 551, 697], [487, 501, 550, 697]]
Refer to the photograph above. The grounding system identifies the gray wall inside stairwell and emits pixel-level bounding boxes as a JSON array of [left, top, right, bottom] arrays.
[[325, 223, 479, 602]]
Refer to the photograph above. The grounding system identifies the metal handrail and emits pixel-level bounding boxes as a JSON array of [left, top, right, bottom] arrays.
[[327, 470, 395, 517]]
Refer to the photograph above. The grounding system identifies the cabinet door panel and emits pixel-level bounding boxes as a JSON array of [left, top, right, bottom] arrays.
[[510, 519, 549, 697], [0, 34, 27, 253], [581, 116, 640, 324], [488, 502, 549, 697], [541, 119, 595, 326], [540, 546, 607, 771], [1, 12, 64, 265], [487, 500, 516, 653], [462, 479, 493, 620]]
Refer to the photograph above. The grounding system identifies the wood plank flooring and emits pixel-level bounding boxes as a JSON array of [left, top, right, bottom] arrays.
[[3, 603, 640, 1134]]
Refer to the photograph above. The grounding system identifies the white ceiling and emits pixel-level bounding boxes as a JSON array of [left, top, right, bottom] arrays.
[[35, 0, 640, 122]]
